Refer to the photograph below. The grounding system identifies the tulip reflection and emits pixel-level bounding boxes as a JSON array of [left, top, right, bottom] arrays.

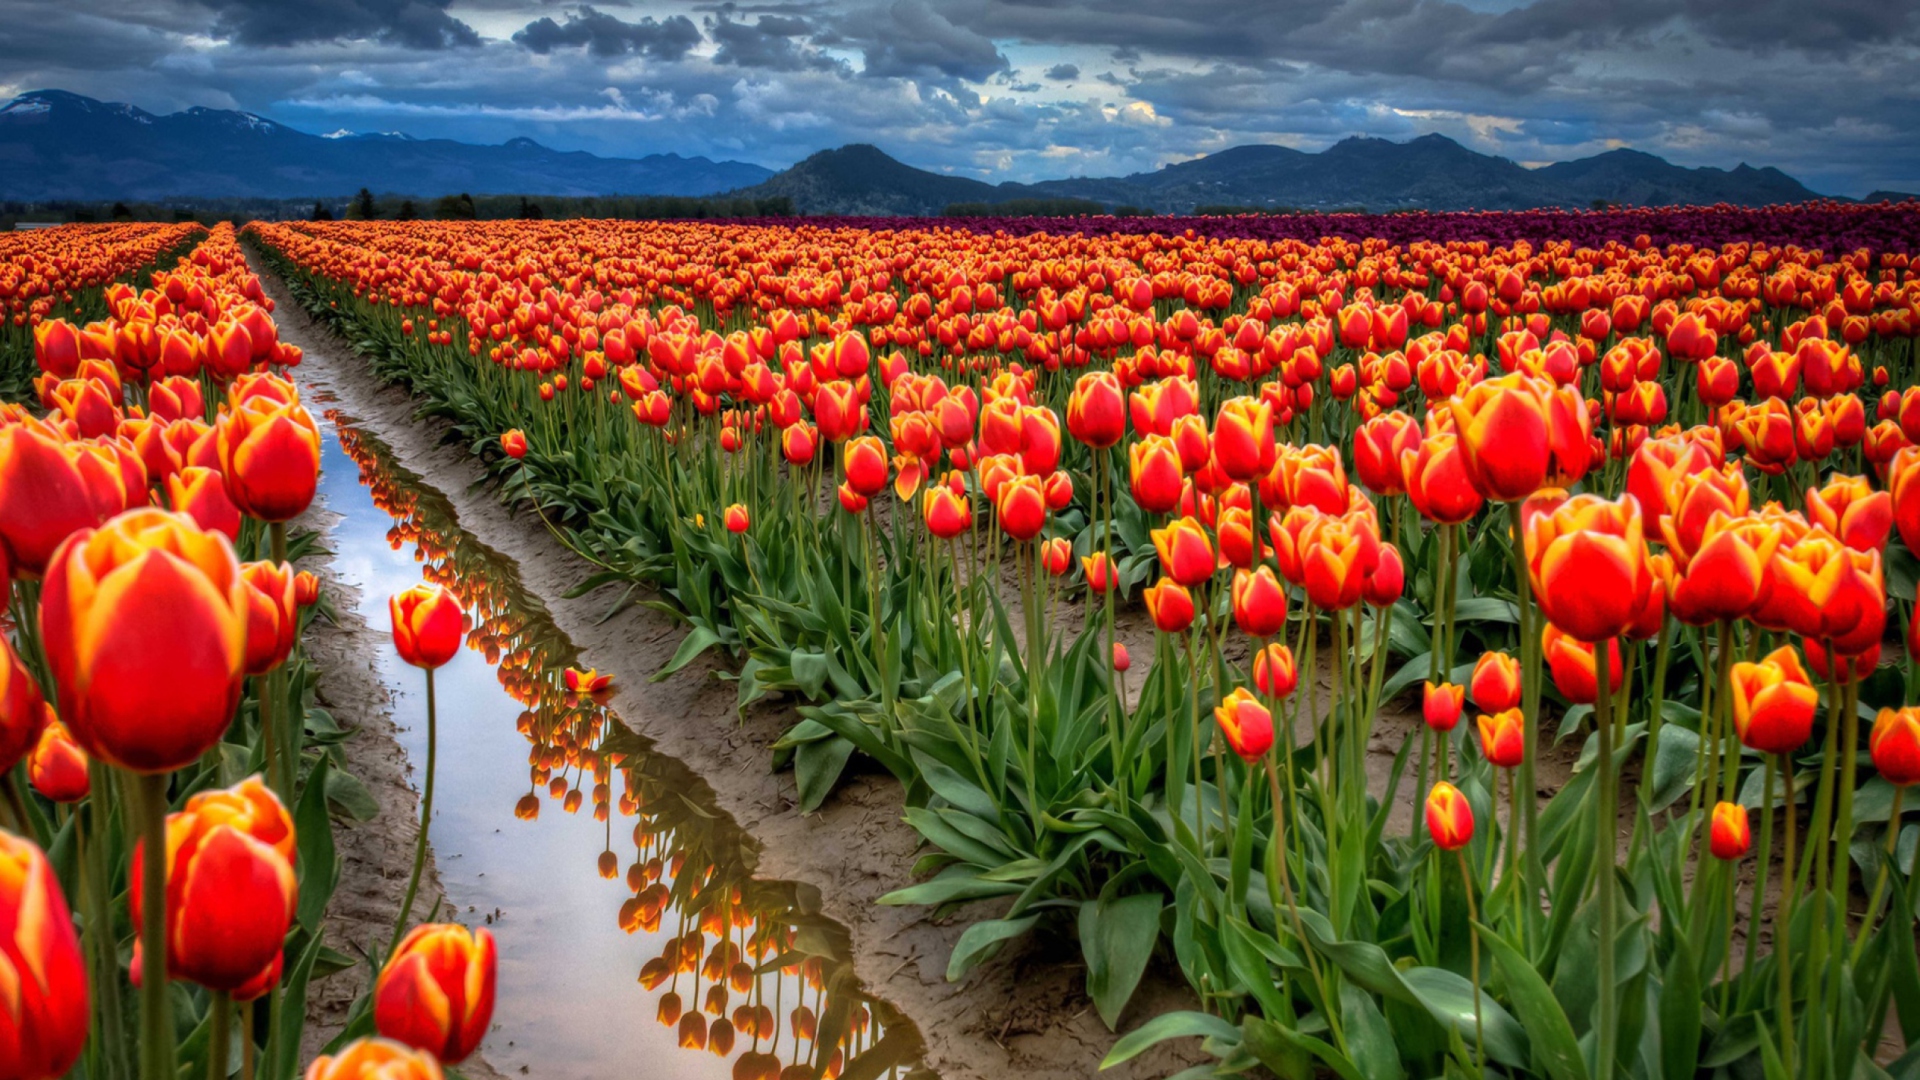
[[331, 417, 926, 1080]]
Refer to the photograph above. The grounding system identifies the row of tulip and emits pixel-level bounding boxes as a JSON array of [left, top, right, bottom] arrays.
[[0, 223, 505, 1080], [0, 222, 206, 399], [336, 415, 920, 1078], [250, 212, 1920, 1080]]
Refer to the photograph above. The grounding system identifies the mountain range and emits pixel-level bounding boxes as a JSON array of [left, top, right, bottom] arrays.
[[726, 139, 1825, 215], [0, 90, 773, 202], [0, 89, 1843, 213]]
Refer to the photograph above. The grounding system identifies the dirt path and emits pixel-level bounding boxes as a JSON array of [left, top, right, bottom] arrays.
[[255, 258, 1204, 1080]]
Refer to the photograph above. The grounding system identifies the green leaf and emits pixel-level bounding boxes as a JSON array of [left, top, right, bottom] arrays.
[[1645, 726, 1700, 813], [324, 768, 380, 822], [1339, 980, 1405, 1080], [1659, 927, 1702, 1080], [295, 757, 340, 932], [652, 625, 721, 681], [790, 649, 830, 700], [1474, 919, 1587, 1080], [946, 914, 1039, 981], [793, 734, 855, 814], [1099, 1011, 1241, 1069], [1081, 893, 1163, 1030]]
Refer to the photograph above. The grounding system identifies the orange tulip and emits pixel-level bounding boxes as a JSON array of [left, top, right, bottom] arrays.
[[389, 582, 467, 670], [1729, 646, 1818, 755], [1352, 411, 1420, 496], [1253, 642, 1297, 698], [40, 508, 246, 773], [843, 436, 888, 497], [723, 504, 749, 534], [1449, 372, 1590, 501], [1425, 781, 1474, 850], [1143, 577, 1195, 634], [1870, 707, 1920, 787], [1300, 514, 1377, 611], [0, 421, 114, 574], [1542, 624, 1623, 705], [1213, 687, 1274, 761], [1659, 462, 1748, 559], [237, 560, 298, 676], [1524, 491, 1652, 643], [1806, 474, 1892, 553], [1892, 445, 1920, 552], [1231, 566, 1287, 638], [1423, 681, 1464, 733], [995, 474, 1046, 541], [1470, 651, 1521, 713], [499, 429, 527, 459], [304, 1039, 444, 1080], [1213, 397, 1275, 481], [28, 716, 89, 804], [0, 637, 45, 780], [1709, 802, 1752, 860], [1152, 517, 1216, 586], [167, 466, 243, 543], [1128, 435, 1183, 515], [922, 487, 971, 539], [1363, 542, 1404, 607], [1477, 708, 1525, 768], [1756, 530, 1884, 653], [1065, 371, 1126, 449], [1040, 537, 1073, 576], [131, 776, 297, 992], [1665, 515, 1779, 626], [1402, 432, 1484, 525], [0, 829, 88, 1080], [1270, 444, 1348, 514], [375, 923, 497, 1064], [216, 396, 321, 522]]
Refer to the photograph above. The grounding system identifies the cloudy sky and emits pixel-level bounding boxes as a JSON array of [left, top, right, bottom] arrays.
[[3, 0, 1918, 195]]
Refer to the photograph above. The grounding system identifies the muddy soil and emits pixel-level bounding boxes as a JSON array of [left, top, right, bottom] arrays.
[[257, 260, 1210, 1080]]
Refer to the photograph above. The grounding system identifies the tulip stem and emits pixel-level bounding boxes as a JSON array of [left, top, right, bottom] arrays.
[[137, 771, 174, 1080], [1853, 785, 1905, 967], [241, 1000, 255, 1080], [209, 991, 231, 1080], [1778, 753, 1797, 1074], [1458, 849, 1484, 1072], [392, 666, 436, 959], [1741, 755, 1777, 1012], [1593, 637, 1618, 1080], [268, 521, 293, 803]]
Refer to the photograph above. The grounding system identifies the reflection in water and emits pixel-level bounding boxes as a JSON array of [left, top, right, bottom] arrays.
[[321, 411, 929, 1080]]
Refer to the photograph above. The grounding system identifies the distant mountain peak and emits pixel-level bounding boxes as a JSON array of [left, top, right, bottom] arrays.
[[0, 88, 774, 201]]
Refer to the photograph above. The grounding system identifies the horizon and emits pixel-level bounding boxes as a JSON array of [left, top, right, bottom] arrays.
[[1, 87, 1860, 201], [2, 1, 1915, 199]]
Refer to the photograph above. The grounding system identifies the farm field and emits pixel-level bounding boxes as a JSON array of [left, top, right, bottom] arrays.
[[3, 201, 1920, 1080]]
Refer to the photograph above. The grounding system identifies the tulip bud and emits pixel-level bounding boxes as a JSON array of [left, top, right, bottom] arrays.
[[1213, 687, 1274, 761], [389, 582, 467, 670], [0, 829, 88, 1080], [1111, 643, 1130, 673], [375, 923, 498, 1064], [1253, 643, 1297, 699], [216, 397, 321, 522], [304, 1038, 444, 1080], [994, 475, 1046, 541], [131, 777, 297, 992], [41, 508, 247, 773], [1230, 566, 1287, 638], [28, 715, 89, 804], [1709, 802, 1752, 860], [1423, 681, 1464, 733], [1477, 708, 1525, 768], [1080, 551, 1112, 594], [239, 560, 298, 675], [500, 430, 527, 459], [1470, 651, 1521, 713], [723, 504, 749, 534], [1040, 537, 1072, 576], [1425, 781, 1474, 850], [1143, 578, 1194, 634], [843, 436, 888, 497], [1728, 646, 1818, 755], [1870, 707, 1920, 787]]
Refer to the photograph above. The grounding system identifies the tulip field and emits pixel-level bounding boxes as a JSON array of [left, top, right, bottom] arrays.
[[5, 200, 1920, 1080]]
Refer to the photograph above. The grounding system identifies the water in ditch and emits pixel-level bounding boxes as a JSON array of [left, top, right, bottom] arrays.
[[311, 402, 929, 1080]]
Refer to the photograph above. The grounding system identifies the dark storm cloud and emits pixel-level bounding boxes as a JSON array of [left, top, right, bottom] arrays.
[[512, 7, 702, 57], [841, 0, 1008, 81], [189, 0, 480, 48], [1044, 63, 1078, 80], [707, 12, 845, 70]]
